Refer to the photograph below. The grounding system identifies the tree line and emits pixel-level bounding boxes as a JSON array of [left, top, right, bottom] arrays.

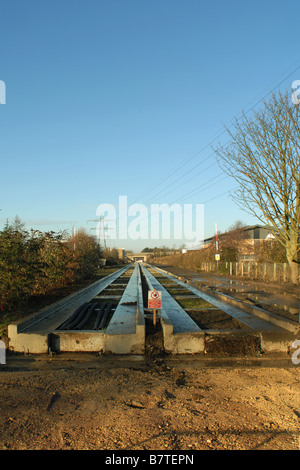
[[152, 221, 287, 266], [0, 218, 105, 310]]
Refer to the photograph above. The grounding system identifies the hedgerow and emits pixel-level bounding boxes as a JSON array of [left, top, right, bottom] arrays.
[[0, 221, 102, 310]]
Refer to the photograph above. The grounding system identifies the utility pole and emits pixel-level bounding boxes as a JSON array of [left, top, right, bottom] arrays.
[[87, 216, 113, 249]]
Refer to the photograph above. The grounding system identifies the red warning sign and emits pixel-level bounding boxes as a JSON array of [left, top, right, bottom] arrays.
[[148, 290, 162, 309]]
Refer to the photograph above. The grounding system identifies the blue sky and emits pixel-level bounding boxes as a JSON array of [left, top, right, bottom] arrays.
[[1, 0, 299, 250]]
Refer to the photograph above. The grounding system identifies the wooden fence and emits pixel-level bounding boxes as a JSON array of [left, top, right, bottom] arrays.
[[199, 261, 291, 283]]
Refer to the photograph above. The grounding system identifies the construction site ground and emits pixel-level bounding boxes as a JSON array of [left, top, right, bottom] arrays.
[[0, 265, 299, 452]]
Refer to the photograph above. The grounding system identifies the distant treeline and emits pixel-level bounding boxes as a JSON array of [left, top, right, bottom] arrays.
[[153, 227, 287, 272]]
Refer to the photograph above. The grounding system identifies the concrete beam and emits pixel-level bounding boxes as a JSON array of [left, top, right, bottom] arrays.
[[105, 263, 145, 354], [8, 265, 133, 353], [151, 265, 300, 334], [147, 264, 299, 353], [141, 265, 205, 354]]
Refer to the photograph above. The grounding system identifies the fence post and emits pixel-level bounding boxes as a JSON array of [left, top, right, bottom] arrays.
[[241, 262, 244, 277], [230, 262, 232, 276], [274, 263, 276, 282], [283, 263, 287, 282]]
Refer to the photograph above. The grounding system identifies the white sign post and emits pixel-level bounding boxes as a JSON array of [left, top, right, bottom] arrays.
[[148, 289, 162, 326]]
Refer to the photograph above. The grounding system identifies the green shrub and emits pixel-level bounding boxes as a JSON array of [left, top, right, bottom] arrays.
[[0, 222, 101, 310]]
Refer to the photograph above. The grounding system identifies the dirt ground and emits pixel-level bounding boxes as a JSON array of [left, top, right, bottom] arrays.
[[0, 265, 299, 452], [1, 344, 299, 451]]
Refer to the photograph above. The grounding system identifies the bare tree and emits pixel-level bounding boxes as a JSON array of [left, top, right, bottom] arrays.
[[214, 91, 300, 284], [219, 220, 249, 261], [65, 228, 102, 278]]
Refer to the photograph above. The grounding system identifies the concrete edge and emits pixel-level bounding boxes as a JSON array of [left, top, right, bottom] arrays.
[[104, 264, 145, 354], [8, 264, 135, 354], [151, 265, 300, 334], [9, 264, 133, 335]]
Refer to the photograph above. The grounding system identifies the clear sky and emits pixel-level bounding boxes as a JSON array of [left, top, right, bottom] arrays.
[[1, 0, 299, 251]]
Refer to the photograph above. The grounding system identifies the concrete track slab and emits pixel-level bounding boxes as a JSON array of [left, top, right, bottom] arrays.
[[105, 263, 145, 354], [141, 265, 201, 334], [141, 264, 205, 354], [8, 265, 133, 353], [106, 264, 141, 335], [146, 264, 299, 354], [149, 265, 292, 333]]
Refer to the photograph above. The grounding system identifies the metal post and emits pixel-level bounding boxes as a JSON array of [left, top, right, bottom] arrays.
[[73, 227, 76, 250]]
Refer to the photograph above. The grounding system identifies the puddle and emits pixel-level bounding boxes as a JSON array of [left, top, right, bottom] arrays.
[[239, 292, 300, 317], [199, 280, 300, 320]]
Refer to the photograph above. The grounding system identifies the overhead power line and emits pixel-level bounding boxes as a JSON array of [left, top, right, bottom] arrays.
[[132, 61, 300, 206], [109, 60, 300, 239]]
